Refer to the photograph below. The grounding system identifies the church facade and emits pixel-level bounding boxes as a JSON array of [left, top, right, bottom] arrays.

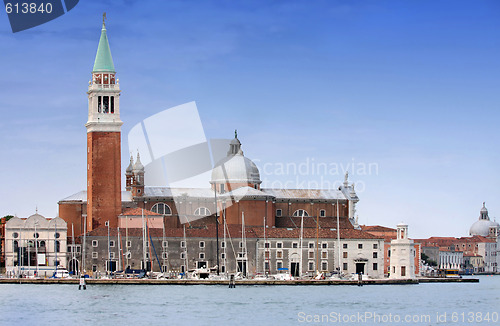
[[58, 19, 385, 278]]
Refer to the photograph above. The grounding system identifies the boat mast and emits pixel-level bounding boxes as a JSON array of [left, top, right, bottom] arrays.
[[214, 187, 219, 275], [107, 220, 110, 277], [263, 215, 267, 275], [71, 223, 75, 276], [142, 209, 146, 271], [183, 224, 188, 277], [316, 209, 319, 273], [223, 207, 227, 276], [117, 227, 122, 272], [299, 211, 304, 278], [82, 214, 87, 275], [242, 211, 248, 277], [336, 198, 341, 275]]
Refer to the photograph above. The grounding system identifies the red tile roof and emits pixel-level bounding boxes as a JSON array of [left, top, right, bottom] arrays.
[[87, 224, 382, 240]]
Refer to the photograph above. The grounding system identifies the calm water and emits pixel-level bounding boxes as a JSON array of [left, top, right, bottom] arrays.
[[0, 276, 498, 326]]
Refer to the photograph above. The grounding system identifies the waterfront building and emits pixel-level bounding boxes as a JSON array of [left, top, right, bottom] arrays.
[[54, 19, 386, 279], [389, 223, 416, 279], [361, 225, 421, 276], [414, 203, 499, 274], [4, 213, 67, 277]]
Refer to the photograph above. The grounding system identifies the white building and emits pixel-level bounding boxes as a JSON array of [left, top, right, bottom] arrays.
[[4, 213, 67, 277], [389, 223, 416, 279]]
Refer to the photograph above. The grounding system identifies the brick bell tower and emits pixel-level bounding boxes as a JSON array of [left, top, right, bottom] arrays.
[[85, 16, 123, 231]]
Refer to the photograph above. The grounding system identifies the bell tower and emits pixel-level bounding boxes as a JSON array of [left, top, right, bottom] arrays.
[[85, 15, 123, 231]]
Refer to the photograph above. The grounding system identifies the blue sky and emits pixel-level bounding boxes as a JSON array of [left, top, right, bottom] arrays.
[[0, 0, 498, 238]]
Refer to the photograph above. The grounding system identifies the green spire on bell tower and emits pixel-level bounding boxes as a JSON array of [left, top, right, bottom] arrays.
[[92, 13, 115, 73]]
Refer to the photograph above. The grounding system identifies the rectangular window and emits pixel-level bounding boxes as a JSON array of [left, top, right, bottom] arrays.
[[221, 265, 226, 273], [92, 265, 97, 272], [321, 261, 328, 271], [320, 209, 326, 217], [221, 241, 226, 248], [146, 241, 149, 247], [277, 261, 283, 270], [358, 243, 363, 249], [98, 96, 102, 113], [180, 252, 185, 259], [322, 242, 327, 249], [276, 250, 283, 259], [373, 252, 378, 258], [199, 241, 205, 249], [126, 241, 131, 248], [162, 241, 168, 248], [343, 263, 348, 270], [180, 241, 186, 248], [109, 240, 115, 247], [221, 253, 225, 259], [292, 242, 298, 249], [308, 242, 314, 249], [343, 243, 348, 249], [110, 96, 115, 113], [162, 252, 168, 259], [103, 96, 109, 113], [308, 251, 314, 259], [239, 241, 244, 248], [276, 209, 282, 217], [110, 252, 115, 259], [265, 251, 270, 259], [343, 252, 348, 258], [277, 242, 283, 249], [373, 243, 378, 249], [264, 242, 270, 248], [199, 253, 205, 260], [264, 261, 270, 271], [92, 240, 98, 247], [126, 252, 131, 259], [92, 252, 98, 259], [308, 261, 314, 271], [321, 251, 327, 259], [373, 263, 378, 270]]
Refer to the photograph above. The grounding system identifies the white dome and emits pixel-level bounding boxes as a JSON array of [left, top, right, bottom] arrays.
[[469, 219, 497, 236], [211, 151, 261, 185], [469, 202, 497, 236]]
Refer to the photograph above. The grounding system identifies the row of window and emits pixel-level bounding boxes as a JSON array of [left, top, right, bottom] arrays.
[[12, 232, 60, 239], [276, 209, 327, 217], [150, 203, 212, 216]]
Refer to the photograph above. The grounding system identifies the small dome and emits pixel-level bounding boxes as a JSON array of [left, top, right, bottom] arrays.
[[133, 153, 144, 172], [126, 155, 134, 173]]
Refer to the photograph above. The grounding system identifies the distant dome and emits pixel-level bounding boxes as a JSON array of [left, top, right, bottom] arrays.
[[469, 202, 497, 236], [469, 219, 497, 236], [211, 132, 261, 186]]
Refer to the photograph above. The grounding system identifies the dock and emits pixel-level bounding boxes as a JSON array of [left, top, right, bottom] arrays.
[[0, 277, 479, 285]]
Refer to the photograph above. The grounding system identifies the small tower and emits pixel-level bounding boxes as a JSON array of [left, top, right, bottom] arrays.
[[86, 15, 123, 231], [389, 223, 416, 279], [125, 155, 134, 191], [131, 153, 145, 197]]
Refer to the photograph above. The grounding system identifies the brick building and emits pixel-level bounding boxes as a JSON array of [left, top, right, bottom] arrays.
[[57, 19, 385, 278]]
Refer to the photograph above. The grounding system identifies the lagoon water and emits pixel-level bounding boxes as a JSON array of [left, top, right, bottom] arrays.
[[0, 276, 498, 326]]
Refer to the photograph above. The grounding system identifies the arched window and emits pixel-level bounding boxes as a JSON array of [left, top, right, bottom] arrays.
[[151, 203, 172, 215], [194, 207, 211, 216], [293, 209, 309, 217]]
